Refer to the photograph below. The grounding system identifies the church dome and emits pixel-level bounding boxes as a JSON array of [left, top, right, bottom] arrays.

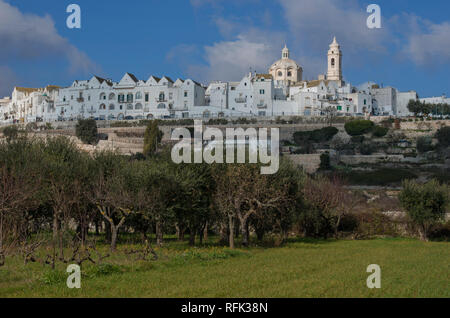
[[269, 45, 303, 84]]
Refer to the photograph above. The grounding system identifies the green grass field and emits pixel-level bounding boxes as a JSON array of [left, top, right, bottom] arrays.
[[0, 238, 448, 298]]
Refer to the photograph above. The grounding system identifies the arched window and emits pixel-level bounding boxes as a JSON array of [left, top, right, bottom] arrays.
[[157, 103, 166, 109], [135, 103, 143, 110], [135, 92, 142, 100], [287, 71, 292, 77], [127, 93, 133, 103], [99, 104, 106, 110], [331, 58, 335, 67], [147, 114, 154, 119], [109, 93, 115, 100], [159, 92, 165, 102], [109, 104, 115, 110], [99, 93, 106, 100], [127, 104, 133, 110], [278, 71, 283, 77]]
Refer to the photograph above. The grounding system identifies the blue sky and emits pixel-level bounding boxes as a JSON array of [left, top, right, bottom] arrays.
[[0, 0, 449, 98]]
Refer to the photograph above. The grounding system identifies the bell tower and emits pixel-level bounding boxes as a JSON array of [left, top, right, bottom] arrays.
[[327, 36, 342, 81]]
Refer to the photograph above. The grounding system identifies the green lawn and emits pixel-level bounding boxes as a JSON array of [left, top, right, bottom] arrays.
[[0, 238, 448, 298]]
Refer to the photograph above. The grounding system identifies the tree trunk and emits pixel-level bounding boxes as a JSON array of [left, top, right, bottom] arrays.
[[240, 218, 249, 247], [0, 214, 4, 267], [155, 221, 163, 246], [95, 220, 99, 235], [105, 221, 111, 243], [203, 222, 208, 243], [111, 225, 118, 252], [228, 216, 235, 249], [219, 223, 228, 246], [189, 228, 195, 246]]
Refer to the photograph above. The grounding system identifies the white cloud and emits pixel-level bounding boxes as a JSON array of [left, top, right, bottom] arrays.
[[0, 0, 98, 75], [402, 17, 450, 66], [279, 0, 389, 54], [189, 35, 279, 83]]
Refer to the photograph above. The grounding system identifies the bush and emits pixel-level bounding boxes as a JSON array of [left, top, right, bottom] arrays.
[[293, 126, 339, 145], [372, 126, 389, 137], [399, 179, 449, 241], [76, 119, 98, 145], [351, 135, 365, 143], [416, 136, 434, 153], [319, 153, 331, 170], [359, 142, 375, 155], [143, 121, 163, 157], [2, 126, 19, 142], [344, 120, 374, 136], [435, 126, 450, 148], [338, 168, 416, 186]]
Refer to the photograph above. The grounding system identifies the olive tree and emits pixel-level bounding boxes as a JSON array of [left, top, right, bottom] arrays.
[[399, 179, 449, 241]]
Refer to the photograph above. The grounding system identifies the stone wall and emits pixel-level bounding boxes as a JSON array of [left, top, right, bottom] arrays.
[[286, 154, 321, 174]]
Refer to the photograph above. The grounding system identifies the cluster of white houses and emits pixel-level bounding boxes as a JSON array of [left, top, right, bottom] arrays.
[[1, 38, 447, 124]]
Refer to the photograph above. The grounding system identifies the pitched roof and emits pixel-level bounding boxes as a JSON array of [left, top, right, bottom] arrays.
[[162, 76, 174, 83], [126, 73, 139, 82]]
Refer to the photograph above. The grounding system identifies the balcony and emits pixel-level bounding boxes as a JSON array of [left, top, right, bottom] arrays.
[[156, 98, 168, 103], [257, 103, 267, 109], [77, 98, 84, 102], [235, 97, 247, 103]]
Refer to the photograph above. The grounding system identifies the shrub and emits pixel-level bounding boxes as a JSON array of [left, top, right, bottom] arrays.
[[351, 135, 365, 143], [293, 126, 338, 145], [319, 153, 331, 170], [359, 142, 375, 155], [344, 120, 374, 136], [435, 126, 450, 148], [76, 119, 98, 145], [372, 126, 389, 137], [416, 136, 434, 153], [2, 126, 19, 142], [143, 121, 163, 157], [399, 179, 449, 241]]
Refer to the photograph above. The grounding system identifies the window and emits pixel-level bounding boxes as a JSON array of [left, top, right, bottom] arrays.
[[288, 72, 292, 77], [109, 104, 115, 110], [331, 58, 335, 67], [136, 92, 142, 100], [260, 89, 265, 95], [337, 106, 342, 111], [127, 94, 133, 103], [157, 103, 166, 109], [169, 93, 173, 100], [278, 71, 282, 77], [364, 99, 367, 105], [109, 93, 115, 100], [145, 93, 149, 102], [118, 94, 125, 103], [184, 91, 188, 97], [159, 92, 165, 102], [127, 104, 133, 110], [135, 103, 143, 110], [99, 104, 106, 110]]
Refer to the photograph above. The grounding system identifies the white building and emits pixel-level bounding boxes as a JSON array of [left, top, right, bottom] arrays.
[[0, 36, 438, 124]]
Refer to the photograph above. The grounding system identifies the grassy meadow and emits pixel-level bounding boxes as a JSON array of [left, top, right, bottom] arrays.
[[0, 237, 448, 298]]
